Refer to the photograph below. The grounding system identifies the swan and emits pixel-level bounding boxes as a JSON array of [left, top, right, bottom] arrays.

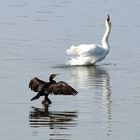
[[66, 15, 111, 65]]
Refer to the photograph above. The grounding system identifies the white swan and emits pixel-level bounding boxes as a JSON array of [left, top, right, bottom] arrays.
[[66, 15, 111, 65]]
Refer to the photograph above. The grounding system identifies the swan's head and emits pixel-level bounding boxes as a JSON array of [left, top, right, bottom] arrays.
[[106, 15, 111, 27], [107, 15, 110, 22]]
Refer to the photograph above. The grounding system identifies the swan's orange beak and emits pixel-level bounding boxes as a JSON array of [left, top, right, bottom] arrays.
[[107, 15, 110, 22]]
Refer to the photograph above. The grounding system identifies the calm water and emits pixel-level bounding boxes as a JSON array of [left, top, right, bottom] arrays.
[[0, 0, 140, 140]]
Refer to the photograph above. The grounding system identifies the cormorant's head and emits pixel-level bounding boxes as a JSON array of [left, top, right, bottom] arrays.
[[49, 74, 60, 80]]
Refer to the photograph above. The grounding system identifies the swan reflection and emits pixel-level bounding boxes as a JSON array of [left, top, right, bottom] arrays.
[[69, 66, 110, 91], [69, 65, 112, 135]]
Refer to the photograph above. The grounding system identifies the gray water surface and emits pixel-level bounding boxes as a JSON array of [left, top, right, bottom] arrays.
[[0, 0, 140, 140]]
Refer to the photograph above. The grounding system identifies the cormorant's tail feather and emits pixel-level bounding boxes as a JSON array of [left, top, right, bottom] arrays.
[[31, 93, 40, 101]]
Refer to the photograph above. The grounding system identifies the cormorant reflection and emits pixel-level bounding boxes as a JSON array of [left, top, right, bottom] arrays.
[[29, 106, 78, 129], [69, 65, 112, 135]]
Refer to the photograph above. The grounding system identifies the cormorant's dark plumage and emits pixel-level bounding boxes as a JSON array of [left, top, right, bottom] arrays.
[[29, 74, 78, 105]]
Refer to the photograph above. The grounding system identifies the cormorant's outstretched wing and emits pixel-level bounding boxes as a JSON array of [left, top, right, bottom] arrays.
[[48, 81, 78, 95], [29, 77, 49, 92]]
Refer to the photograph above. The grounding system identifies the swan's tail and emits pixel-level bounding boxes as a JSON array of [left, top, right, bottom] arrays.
[[66, 45, 97, 65], [66, 46, 80, 55]]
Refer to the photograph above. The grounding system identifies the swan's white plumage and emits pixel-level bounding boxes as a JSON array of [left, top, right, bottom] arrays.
[[66, 15, 111, 66]]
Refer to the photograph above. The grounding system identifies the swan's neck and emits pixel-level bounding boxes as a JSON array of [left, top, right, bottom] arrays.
[[102, 21, 111, 50]]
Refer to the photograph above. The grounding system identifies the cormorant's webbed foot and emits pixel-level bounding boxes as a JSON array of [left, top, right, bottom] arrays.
[[42, 96, 52, 105], [47, 98, 52, 104]]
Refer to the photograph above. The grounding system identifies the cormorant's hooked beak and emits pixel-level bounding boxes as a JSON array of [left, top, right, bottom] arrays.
[[55, 73, 60, 76]]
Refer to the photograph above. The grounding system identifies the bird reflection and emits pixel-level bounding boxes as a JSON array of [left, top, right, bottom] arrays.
[[69, 65, 110, 89], [29, 106, 78, 128], [69, 65, 112, 135], [29, 106, 78, 139]]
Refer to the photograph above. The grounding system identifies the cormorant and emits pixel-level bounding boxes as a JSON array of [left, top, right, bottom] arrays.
[[29, 74, 78, 105]]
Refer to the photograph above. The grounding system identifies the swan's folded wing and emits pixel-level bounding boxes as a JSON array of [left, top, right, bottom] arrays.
[[79, 44, 104, 56], [48, 81, 78, 95], [29, 77, 48, 92]]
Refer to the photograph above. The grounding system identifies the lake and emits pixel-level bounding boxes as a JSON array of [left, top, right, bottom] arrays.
[[0, 0, 140, 140]]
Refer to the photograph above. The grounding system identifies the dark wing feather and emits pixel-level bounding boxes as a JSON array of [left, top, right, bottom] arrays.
[[48, 81, 78, 95], [29, 77, 49, 92]]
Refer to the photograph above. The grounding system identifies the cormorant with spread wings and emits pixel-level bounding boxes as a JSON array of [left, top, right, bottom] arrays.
[[29, 74, 78, 105]]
